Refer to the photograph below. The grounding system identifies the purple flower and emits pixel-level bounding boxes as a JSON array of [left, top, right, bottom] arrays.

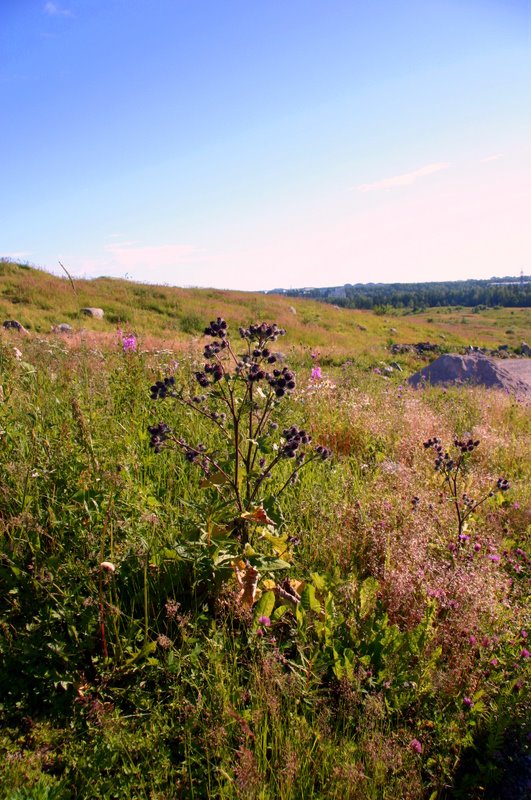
[[521, 648, 530, 659], [258, 616, 271, 627], [488, 554, 500, 563], [311, 366, 322, 380], [122, 333, 137, 352], [463, 696, 473, 708], [469, 635, 477, 646], [409, 739, 423, 754]]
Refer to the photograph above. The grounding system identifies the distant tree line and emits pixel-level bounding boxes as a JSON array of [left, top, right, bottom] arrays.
[[281, 277, 530, 310]]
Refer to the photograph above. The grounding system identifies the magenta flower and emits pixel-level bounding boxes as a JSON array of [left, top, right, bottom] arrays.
[[409, 739, 423, 754], [521, 648, 530, 659], [311, 366, 322, 380], [488, 554, 500, 563], [463, 696, 473, 708], [469, 635, 477, 646], [258, 616, 271, 627], [122, 333, 137, 352]]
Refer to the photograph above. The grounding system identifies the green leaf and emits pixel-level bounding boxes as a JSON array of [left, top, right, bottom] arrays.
[[310, 572, 326, 592], [272, 605, 289, 621], [257, 436, 274, 455], [247, 555, 290, 571], [253, 591, 276, 628], [200, 472, 228, 488], [300, 583, 322, 614]]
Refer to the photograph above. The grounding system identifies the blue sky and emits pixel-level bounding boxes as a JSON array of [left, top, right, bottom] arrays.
[[1, 1, 529, 290]]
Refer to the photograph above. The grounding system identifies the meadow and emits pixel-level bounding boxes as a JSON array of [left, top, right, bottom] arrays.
[[0, 262, 529, 799]]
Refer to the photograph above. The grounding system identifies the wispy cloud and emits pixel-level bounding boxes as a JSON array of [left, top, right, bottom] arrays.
[[480, 153, 503, 163], [44, 2, 72, 17], [358, 162, 450, 192]]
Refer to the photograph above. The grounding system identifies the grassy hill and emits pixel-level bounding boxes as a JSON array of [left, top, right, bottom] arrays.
[[1, 261, 530, 364]]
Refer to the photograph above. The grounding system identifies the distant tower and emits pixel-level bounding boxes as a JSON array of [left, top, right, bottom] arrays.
[[520, 270, 524, 285]]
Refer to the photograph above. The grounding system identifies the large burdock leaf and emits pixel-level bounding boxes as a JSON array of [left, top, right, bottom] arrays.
[[253, 590, 276, 628], [300, 583, 322, 614]]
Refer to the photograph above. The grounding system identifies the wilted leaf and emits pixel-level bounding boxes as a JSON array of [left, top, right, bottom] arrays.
[[241, 506, 276, 526], [200, 472, 228, 488]]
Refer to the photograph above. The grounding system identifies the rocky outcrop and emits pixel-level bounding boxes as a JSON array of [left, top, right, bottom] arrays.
[[80, 308, 104, 319], [52, 323, 73, 333], [390, 342, 440, 355], [2, 319, 29, 334]]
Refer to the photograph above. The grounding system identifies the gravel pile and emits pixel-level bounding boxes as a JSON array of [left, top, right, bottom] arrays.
[[408, 353, 531, 402]]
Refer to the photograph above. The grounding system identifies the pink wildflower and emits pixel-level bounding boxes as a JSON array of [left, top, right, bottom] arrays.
[[409, 739, 423, 754], [311, 366, 322, 380], [463, 696, 473, 708], [521, 649, 530, 659], [258, 616, 271, 627], [122, 333, 137, 352]]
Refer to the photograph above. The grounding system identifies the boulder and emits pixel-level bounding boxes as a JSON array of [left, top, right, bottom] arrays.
[[52, 323, 73, 333], [390, 342, 440, 356], [80, 307, 104, 319], [2, 319, 29, 335]]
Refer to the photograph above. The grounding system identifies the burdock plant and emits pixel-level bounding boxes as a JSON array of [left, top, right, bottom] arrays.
[[148, 318, 331, 590], [423, 436, 510, 547]]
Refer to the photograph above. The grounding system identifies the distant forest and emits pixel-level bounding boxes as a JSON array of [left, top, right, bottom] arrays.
[[279, 277, 531, 310]]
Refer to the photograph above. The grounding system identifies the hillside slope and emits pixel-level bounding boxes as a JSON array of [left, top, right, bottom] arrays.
[[1, 261, 529, 361]]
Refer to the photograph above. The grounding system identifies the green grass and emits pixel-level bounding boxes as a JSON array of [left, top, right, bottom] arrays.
[[0, 281, 529, 799]]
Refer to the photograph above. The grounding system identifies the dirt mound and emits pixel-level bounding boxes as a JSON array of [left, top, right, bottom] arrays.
[[408, 353, 531, 401]]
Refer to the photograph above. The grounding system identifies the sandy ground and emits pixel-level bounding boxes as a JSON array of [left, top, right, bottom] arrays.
[[494, 358, 531, 391]]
